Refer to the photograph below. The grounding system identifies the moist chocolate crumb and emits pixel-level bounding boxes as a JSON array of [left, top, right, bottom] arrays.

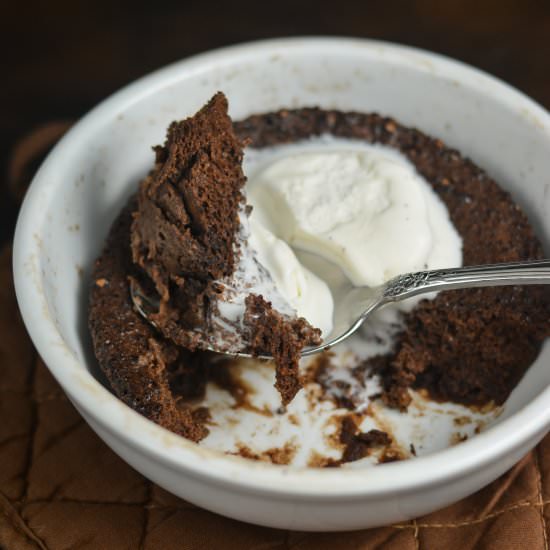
[[167, 349, 212, 401], [325, 415, 392, 466], [244, 293, 320, 404], [342, 427, 392, 464]]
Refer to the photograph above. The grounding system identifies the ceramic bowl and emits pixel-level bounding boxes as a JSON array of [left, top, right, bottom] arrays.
[[13, 37, 550, 531]]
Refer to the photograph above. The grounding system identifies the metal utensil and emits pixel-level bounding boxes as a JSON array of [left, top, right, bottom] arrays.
[[131, 257, 550, 358]]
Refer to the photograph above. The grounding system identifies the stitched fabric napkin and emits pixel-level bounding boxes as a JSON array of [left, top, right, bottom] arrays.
[[1, 124, 549, 549]]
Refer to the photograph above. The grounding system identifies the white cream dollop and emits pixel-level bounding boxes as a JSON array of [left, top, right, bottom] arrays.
[[248, 216, 334, 336], [246, 142, 462, 299]]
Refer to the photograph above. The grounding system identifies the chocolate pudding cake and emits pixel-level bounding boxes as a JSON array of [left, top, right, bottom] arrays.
[[89, 93, 550, 450]]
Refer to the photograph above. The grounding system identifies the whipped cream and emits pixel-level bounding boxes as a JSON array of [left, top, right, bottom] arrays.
[[245, 138, 462, 311], [209, 204, 296, 352], [211, 201, 334, 346], [248, 217, 333, 336], [211, 136, 462, 348]]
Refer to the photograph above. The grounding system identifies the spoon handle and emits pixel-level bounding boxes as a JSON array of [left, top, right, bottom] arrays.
[[383, 259, 550, 302]]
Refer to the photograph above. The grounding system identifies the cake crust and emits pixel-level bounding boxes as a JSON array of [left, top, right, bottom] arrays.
[[89, 199, 210, 441]]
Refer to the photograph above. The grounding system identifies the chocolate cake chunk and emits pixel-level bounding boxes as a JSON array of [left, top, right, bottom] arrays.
[[130, 92, 320, 404], [244, 294, 320, 403], [234, 108, 550, 409], [131, 93, 245, 343], [89, 200, 210, 441], [324, 416, 393, 467]]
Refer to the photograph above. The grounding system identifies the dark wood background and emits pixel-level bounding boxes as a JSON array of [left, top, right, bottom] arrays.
[[2, 0, 549, 243]]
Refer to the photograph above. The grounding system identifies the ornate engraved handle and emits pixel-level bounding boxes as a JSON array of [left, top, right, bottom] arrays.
[[382, 259, 550, 301]]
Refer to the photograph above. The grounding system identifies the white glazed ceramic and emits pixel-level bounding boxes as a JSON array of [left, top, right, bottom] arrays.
[[13, 37, 550, 531]]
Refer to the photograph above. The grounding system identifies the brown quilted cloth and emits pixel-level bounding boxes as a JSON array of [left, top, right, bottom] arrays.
[[2, 124, 550, 549]]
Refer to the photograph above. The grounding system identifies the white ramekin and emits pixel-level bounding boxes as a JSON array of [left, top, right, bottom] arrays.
[[13, 37, 550, 531]]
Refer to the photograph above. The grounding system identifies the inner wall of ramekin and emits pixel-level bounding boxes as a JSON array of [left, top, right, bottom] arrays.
[[35, 41, 550, 430]]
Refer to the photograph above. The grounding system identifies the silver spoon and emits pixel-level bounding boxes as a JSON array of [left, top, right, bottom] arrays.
[[130, 257, 550, 359]]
